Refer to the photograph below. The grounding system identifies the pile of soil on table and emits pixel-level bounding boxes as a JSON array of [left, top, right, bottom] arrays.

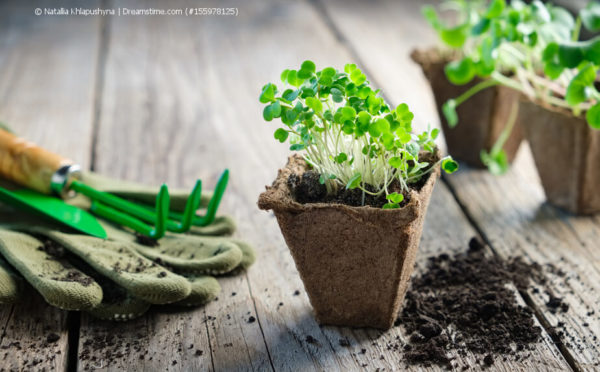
[[399, 237, 544, 368]]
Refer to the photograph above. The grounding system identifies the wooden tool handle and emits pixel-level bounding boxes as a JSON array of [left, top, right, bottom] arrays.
[[0, 128, 73, 194]]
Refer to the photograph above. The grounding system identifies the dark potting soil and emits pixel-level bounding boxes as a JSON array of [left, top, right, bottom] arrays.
[[38, 240, 96, 287], [287, 154, 435, 208], [399, 237, 544, 368], [135, 233, 160, 247], [288, 170, 431, 208], [288, 171, 400, 208]]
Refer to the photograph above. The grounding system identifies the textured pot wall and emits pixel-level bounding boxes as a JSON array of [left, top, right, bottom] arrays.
[[258, 155, 440, 329], [412, 49, 523, 168], [520, 99, 600, 215]]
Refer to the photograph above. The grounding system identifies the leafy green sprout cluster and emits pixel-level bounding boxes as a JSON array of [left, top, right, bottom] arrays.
[[424, 0, 600, 173], [260, 61, 458, 209]]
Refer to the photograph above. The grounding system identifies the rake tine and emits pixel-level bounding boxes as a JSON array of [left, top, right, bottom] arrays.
[[169, 179, 202, 233], [90, 184, 170, 239], [72, 177, 204, 234], [167, 169, 229, 227]]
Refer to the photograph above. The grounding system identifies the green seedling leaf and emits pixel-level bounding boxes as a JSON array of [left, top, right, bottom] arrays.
[[486, 0, 505, 18], [386, 192, 404, 204], [341, 106, 357, 122], [445, 58, 476, 85], [301, 60, 316, 74], [440, 24, 469, 48], [260, 83, 276, 103], [350, 69, 367, 85], [344, 63, 357, 74], [422, 5, 441, 30], [270, 101, 282, 119], [287, 70, 304, 87], [282, 89, 300, 101], [319, 173, 336, 185], [584, 36, 600, 61], [346, 173, 361, 189], [382, 203, 400, 209], [334, 152, 348, 163], [581, 1, 600, 32], [305, 97, 323, 114], [558, 42, 586, 68], [442, 99, 459, 128], [321, 67, 336, 77], [273, 128, 288, 143], [289, 143, 305, 151], [388, 156, 402, 168], [565, 63, 597, 106], [441, 157, 459, 173], [481, 149, 508, 175], [263, 105, 274, 121], [298, 60, 316, 79], [472, 18, 491, 35], [587, 103, 600, 130]]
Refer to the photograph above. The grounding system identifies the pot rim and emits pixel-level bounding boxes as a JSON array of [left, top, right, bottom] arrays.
[[257, 152, 441, 217], [519, 95, 588, 122]]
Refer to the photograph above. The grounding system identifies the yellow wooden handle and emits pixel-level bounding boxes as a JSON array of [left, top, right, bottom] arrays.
[[0, 128, 73, 194]]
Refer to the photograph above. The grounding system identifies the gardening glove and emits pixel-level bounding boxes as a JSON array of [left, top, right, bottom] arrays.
[[0, 214, 234, 321], [0, 176, 255, 320]]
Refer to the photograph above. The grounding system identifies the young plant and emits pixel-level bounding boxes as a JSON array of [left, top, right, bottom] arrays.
[[424, 0, 600, 174], [260, 61, 458, 209]]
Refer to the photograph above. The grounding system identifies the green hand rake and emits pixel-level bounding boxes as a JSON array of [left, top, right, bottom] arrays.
[[0, 128, 227, 240]]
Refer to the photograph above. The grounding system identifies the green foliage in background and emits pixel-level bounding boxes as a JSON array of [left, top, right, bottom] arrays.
[[425, 0, 600, 174]]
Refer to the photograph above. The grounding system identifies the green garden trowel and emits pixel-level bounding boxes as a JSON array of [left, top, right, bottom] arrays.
[[0, 128, 228, 240], [0, 187, 108, 238]]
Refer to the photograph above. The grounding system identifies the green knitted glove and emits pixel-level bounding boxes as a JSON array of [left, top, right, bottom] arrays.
[[0, 228, 103, 310], [0, 172, 255, 320], [0, 252, 25, 304]]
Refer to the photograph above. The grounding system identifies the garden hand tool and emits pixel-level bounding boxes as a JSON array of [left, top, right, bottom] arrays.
[[0, 127, 229, 240], [75, 171, 256, 273]]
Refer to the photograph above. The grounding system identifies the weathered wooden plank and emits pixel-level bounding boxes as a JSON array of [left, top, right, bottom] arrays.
[[78, 3, 220, 371], [315, 0, 577, 369], [0, 1, 101, 371]]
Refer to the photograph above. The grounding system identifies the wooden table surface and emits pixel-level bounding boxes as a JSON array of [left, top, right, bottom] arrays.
[[0, 0, 598, 371]]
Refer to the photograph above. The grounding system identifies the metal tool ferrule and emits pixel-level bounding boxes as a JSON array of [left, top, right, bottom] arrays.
[[50, 164, 82, 198]]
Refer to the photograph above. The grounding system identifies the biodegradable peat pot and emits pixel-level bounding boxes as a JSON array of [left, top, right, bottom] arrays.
[[520, 99, 600, 215], [411, 48, 523, 167], [257, 154, 440, 329]]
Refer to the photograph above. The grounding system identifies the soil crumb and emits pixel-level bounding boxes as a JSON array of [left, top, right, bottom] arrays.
[[135, 233, 159, 247], [46, 333, 60, 343], [400, 237, 543, 368]]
